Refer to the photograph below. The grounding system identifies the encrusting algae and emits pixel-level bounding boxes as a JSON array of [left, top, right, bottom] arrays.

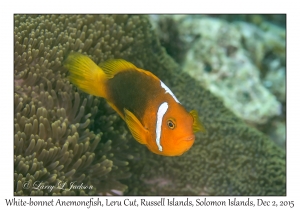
[[14, 14, 285, 195]]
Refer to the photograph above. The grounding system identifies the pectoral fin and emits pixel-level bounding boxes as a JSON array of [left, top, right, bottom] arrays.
[[124, 108, 147, 145], [190, 110, 206, 133]]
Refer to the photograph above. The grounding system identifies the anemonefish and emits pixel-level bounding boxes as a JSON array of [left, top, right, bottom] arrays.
[[64, 53, 205, 156]]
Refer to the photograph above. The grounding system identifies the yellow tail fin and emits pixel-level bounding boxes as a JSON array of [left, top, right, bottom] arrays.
[[64, 53, 107, 98]]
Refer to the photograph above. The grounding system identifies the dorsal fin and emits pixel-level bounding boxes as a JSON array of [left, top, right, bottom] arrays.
[[99, 59, 137, 79]]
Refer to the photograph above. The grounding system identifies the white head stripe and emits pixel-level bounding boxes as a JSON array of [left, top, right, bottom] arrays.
[[160, 80, 180, 103], [155, 102, 169, 152]]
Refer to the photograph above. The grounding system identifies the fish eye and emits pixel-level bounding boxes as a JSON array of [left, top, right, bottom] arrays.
[[167, 119, 176, 129]]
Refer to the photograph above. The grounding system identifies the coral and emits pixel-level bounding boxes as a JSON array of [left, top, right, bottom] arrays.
[[149, 15, 194, 65], [150, 15, 286, 148], [179, 16, 282, 125], [14, 14, 285, 196], [201, 14, 286, 29]]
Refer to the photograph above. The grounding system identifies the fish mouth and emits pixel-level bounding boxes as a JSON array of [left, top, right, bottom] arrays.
[[179, 134, 195, 142]]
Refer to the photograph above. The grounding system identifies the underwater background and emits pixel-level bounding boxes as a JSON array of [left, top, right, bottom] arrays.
[[14, 14, 286, 195]]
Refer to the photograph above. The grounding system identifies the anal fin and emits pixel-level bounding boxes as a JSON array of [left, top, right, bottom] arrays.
[[107, 100, 125, 120]]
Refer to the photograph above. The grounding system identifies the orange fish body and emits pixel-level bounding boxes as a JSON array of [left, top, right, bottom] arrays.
[[64, 53, 205, 156]]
